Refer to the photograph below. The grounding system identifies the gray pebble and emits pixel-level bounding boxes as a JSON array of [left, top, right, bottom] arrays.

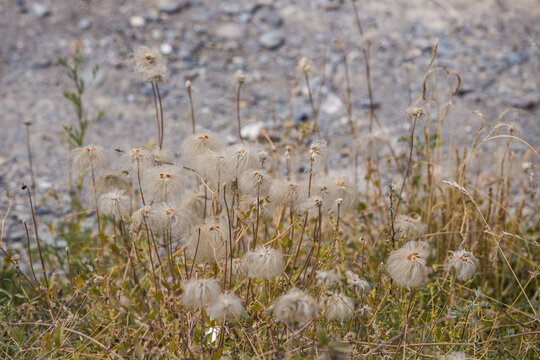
[[259, 31, 285, 50], [78, 18, 91, 30], [32, 3, 51, 18]]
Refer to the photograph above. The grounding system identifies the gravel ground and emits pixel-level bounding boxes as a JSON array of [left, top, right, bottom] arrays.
[[1, 0, 539, 244]]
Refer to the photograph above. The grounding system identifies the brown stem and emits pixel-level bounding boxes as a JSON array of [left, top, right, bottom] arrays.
[[151, 82, 162, 149], [187, 83, 196, 134], [22, 184, 48, 288], [156, 83, 165, 149], [236, 82, 244, 142], [24, 123, 36, 201], [23, 220, 39, 286]]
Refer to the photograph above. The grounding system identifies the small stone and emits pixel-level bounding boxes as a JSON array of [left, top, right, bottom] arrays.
[[32, 3, 51, 17], [359, 98, 381, 109], [78, 18, 91, 30], [160, 43, 173, 55], [241, 122, 264, 141], [321, 92, 343, 115], [257, 8, 283, 27], [507, 52, 526, 66], [129, 15, 146, 27], [158, 0, 190, 14], [214, 23, 246, 40], [259, 31, 284, 50]]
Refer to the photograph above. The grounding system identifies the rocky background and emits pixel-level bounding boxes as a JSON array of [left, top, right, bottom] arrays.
[[1, 0, 539, 246]]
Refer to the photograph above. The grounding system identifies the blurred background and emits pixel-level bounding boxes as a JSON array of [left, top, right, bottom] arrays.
[[1, 0, 539, 243]]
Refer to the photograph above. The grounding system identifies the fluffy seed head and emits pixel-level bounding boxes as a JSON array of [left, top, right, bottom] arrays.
[[147, 202, 191, 235], [322, 293, 354, 322], [151, 147, 173, 166], [445, 249, 479, 282], [181, 130, 225, 164], [386, 241, 430, 288], [395, 214, 426, 240], [194, 151, 230, 190], [206, 293, 244, 322], [299, 57, 310, 73], [72, 145, 107, 175], [130, 205, 150, 234], [143, 165, 184, 202], [310, 139, 328, 173], [315, 270, 342, 289], [187, 218, 227, 264], [181, 278, 221, 310], [239, 170, 271, 197], [269, 179, 301, 210], [273, 288, 318, 327], [126, 148, 154, 171], [299, 196, 323, 219], [242, 246, 285, 280], [345, 271, 370, 293], [307, 177, 339, 213], [235, 70, 246, 84], [133, 46, 169, 83], [225, 143, 261, 176], [95, 172, 130, 198], [333, 177, 358, 214], [98, 188, 130, 217]]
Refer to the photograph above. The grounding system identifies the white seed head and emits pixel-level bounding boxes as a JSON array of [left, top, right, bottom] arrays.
[[147, 202, 191, 235], [395, 214, 426, 240], [299, 196, 323, 219], [181, 278, 221, 310], [143, 165, 184, 202], [309, 139, 328, 173], [206, 293, 244, 322], [181, 130, 225, 165], [95, 172, 130, 198], [386, 241, 430, 288], [269, 179, 301, 210], [133, 46, 169, 83], [345, 271, 370, 293], [242, 246, 285, 280], [322, 293, 354, 322], [126, 148, 154, 171], [238, 170, 271, 197], [315, 270, 342, 289], [224, 143, 261, 177], [272, 288, 318, 327], [187, 218, 228, 264], [333, 177, 359, 214], [445, 249, 479, 282], [98, 188, 130, 217], [179, 191, 206, 223], [151, 147, 173, 166], [194, 151, 230, 191], [72, 145, 107, 175], [307, 177, 339, 214], [130, 205, 151, 234], [299, 57, 310, 73]]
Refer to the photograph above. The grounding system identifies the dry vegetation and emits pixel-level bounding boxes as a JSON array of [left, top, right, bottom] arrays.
[[0, 13, 539, 360]]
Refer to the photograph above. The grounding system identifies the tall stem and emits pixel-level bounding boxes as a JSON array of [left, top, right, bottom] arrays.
[[156, 83, 165, 149], [22, 184, 48, 288], [24, 122, 36, 201], [236, 81, 244, 142], [91, 166, 104, 262], [151, 82, 162, 149]]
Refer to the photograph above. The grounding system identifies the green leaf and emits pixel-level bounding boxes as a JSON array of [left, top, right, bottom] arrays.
[[92, 64, 99, 79]]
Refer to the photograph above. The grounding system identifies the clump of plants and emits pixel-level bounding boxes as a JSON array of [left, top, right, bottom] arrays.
[[0, 34, 538, 360]]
